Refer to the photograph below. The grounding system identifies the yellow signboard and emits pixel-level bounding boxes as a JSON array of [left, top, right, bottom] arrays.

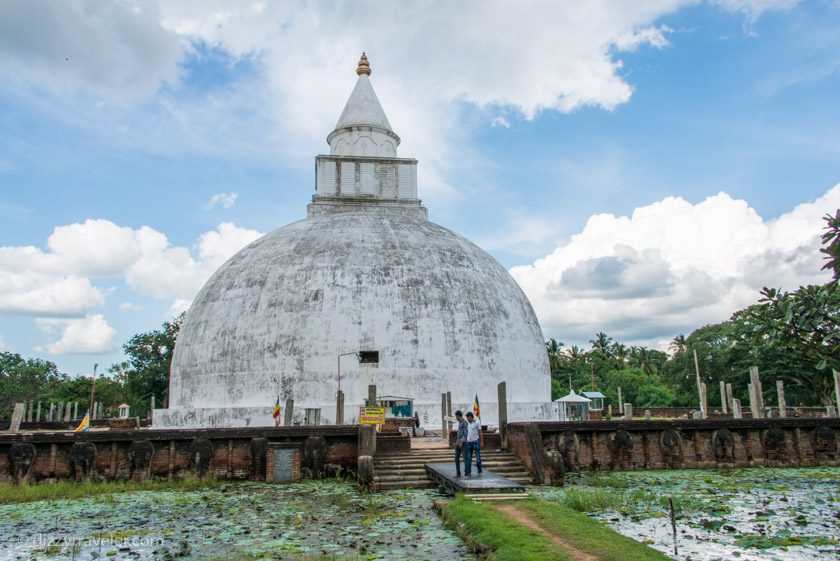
[[359, 406, 385, 425]]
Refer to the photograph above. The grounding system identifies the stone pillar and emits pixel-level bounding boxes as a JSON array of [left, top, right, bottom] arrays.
[[497, 382, 508, 448], [36, 402, 41, 422], [700, 383, 708, 419], [644, 410, 651, 420], [776, 380, 786, 418], [827, 405, 837, 418], [57, 401, 64, 423], [368, 384, 377, 406], [8, 403, 25, 433], [446, 391, 453, 433], [732, 398, 742, 419], [726, 383, 734, 410], [73, 401, 79, 421], [720, 381, 728, 414], [617, 388, 623, 414], [336, 390, 345, 425], [607, 404, 613, 418], [359, 425, 376, 457], [834, 370, 840, 416], [623, 403, 633, 420], [749, 366, 763, 417], [63, 403, 71, 422], [26, 400, 33, 423], [149, 397, 154, 424], [283, 398, 294, 426], [49, 403, 55, 422], [440, 393, 447, 433]]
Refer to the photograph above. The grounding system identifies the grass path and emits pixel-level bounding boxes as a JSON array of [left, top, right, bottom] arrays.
[[495, 503, 599, 561], [441, 495, 674, 561]]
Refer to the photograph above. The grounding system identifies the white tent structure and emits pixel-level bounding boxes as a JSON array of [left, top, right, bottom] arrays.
[[555, 391, 591, 421]]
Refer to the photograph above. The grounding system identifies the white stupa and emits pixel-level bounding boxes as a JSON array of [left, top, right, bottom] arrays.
[[154, 54, 551, 428]]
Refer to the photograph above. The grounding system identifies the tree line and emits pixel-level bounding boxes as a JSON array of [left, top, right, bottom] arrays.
[[548, 210, 839, 408], [0, 314, 182, 420]]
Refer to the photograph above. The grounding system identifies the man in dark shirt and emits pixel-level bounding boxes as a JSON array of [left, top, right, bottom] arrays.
[[454, 410, 468, 477]]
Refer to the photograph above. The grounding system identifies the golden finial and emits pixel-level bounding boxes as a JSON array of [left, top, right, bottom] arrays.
[[356, 52, 371, 76]]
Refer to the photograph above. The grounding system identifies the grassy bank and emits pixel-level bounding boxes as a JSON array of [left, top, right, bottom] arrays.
[[442, 495, 674, 561], [442, 496, 570, 561], [0, 477, 223, 504], [515, 499, 674, 561]]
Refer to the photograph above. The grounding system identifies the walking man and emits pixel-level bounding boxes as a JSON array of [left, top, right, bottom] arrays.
[[464, 411, 482, 477], [454, 410, 468, 477]]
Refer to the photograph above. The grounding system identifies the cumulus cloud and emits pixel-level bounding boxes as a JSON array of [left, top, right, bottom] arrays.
[[0, 272, 105, 316], [0, 0, 183, 98], [511, 183, 840, 347], [204, 192, 238, 210], [0, 219, 263, 316], [0, 2, 795, 206], [35, 314, 117, 355]]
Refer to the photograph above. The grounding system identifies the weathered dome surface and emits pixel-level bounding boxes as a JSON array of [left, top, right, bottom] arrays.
[[169, 208, 550, 422]]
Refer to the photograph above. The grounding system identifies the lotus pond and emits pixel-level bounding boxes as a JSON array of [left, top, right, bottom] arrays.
[[538, 467, 840, 561], [0, 481, 473, 561], [1, 468, 837, 561]]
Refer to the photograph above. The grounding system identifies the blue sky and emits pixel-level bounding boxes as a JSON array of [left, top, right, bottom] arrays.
[[0, 1, 838, 376]]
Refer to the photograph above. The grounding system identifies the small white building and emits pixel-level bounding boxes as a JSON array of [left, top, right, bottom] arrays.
[[555, 391, 591, 421], [581, 391, 606, 411]]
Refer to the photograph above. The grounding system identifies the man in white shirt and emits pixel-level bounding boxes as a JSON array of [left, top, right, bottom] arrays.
[[464, 411, 483, 477]]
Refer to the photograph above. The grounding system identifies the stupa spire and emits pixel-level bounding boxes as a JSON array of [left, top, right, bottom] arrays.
[[327, 53, 399, 157], [356, 52, 371, 76]]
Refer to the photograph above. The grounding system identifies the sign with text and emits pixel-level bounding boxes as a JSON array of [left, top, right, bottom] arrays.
[[359, 406, 385, 425]]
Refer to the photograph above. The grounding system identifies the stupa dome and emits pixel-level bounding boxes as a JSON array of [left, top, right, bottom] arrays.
[[157, 55, 550, 428]]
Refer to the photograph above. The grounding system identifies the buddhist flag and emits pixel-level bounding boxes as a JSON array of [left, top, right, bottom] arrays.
[[472, 394, 481, 421], [273, 397, 281, 426], [74, 413, 90, 433]]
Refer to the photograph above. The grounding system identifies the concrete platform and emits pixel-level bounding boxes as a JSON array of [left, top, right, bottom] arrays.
[[425, 462, 526, 494]]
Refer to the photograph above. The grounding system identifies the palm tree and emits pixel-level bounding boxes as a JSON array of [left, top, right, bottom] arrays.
[[589, 332, 613, 358], [611, 343, 629, 369], [545, 338, 564, 372], [565, 345, 585, 365], [630, 345, 651, 374], [669, 334, 687, 355]]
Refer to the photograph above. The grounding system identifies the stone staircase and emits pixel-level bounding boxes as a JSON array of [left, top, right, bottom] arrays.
[[373, 447, 533, 490]]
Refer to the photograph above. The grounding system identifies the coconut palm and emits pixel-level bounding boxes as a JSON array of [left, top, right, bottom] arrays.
[[589, 332, 613, 358]]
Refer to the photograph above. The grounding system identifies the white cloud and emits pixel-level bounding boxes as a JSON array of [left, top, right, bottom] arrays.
[[0, 272, 105, 316], [118, 302, 144, 312], [491, 116, 511, 128], [0, 0, 183, 98], [614, 25, 673, 51], [511, 183, 840, 347], [169, 298, 191, 316], [204, 192, 238, 210], [712, 0, 799, 34], [125, 221, 263, 300], [35, 314, 117, 355], [0, 334, 8, 351], [0, 2, 796, 209], [0, 219, 263, 316]]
